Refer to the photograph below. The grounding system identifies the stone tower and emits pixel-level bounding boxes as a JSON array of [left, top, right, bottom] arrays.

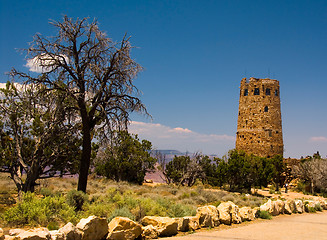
[[236, 77, 283, 157]]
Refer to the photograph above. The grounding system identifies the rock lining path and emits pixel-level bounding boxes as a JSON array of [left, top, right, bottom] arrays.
[[161, 211, 327, 240]]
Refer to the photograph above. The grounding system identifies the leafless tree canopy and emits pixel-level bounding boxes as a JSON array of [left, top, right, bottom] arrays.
[[10, 16, 148, 192], [292, 158, 327, 194]]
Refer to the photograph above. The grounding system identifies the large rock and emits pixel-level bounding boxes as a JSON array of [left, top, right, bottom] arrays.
[[284, 200, 296, 214], [58, 222, 81, 240], [260, 199, 273, 213], [239, 207, 255, 221], [318, 200, 327, 210], [196, 205, 220, 228], [141, 216, 178, 237], [231, 203, 242, 224], [49, 231, 64, 240], [217, 202, 232, 225], [13, 228, 50, 240], [176, 216, 200, 232], [294, 200, 304, 213], [274, 200, 285, 215], [76, 216, 108, 240], [9, 230, 25, 237], [107, 217, 142, 240], [217, 202, 241, 225], [185, 216, 200, 231], [141, 225, 158, 240], [0, 228, 4, 240]]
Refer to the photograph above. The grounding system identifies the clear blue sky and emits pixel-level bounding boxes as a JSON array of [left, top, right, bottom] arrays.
[[1, 0, 326, 158]]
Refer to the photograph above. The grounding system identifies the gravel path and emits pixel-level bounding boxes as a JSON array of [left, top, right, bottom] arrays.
[[161, 211, 327, 240]]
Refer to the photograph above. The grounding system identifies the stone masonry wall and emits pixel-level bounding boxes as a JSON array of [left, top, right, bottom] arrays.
[[236, 77, 283, 157]]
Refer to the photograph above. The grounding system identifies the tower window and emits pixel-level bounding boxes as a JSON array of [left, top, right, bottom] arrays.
[[265, 88, 271, 95], [254, 88, 260, 95], [244, 89, 248, 96], [275, 89, 279, 96], [264, 106, 268, 112]]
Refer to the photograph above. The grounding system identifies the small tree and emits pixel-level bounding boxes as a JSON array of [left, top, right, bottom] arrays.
[[95, 131, 156, 184], [164, 153, 204, 187], [0, 82, 80, 193], [10, 16, 147, 192]]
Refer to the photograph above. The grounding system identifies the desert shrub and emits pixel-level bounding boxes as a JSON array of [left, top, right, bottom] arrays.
[[2, 192, 77, 227], [168, 203, 196, 218], [47, 221, 59, 230], [107, 207, 135, 222], [258, 210, 272, 219], [307, 207, 316, 213], [40, 188, 53, 197], [66, 190, 89, 211]]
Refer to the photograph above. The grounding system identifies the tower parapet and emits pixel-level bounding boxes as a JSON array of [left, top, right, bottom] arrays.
[[236, 77, 283, 157]]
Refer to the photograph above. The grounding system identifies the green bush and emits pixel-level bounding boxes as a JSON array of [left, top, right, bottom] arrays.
[[258, 210, 272, 219], [2, 192, 77, 227], [107, 207, 135, 222], [315, 203, 322, 212], [66, 190, 88, 211]]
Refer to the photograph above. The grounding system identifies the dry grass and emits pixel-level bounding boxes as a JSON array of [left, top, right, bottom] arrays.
[[0, 172, 267, 228]]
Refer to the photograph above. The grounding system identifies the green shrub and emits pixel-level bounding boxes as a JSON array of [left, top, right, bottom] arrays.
[[307, 207, 316, 213], [66, 190, 88, 211], [107, 207, 135, 222], [315, 203, 322, 212], [167, 203, 196, 218], [40, 188, 53, 197], [47, 221, 59, 230], [258, 210, 272, 219], [2, 192, 77, 227]]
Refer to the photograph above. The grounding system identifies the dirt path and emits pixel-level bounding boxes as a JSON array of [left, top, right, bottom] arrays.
[[161, 211, 327, 240]]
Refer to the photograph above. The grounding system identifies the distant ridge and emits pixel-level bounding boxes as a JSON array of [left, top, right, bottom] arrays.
[[151, 150, 184, 155]]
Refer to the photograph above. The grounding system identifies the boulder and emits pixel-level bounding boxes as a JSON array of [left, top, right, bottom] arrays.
[[141, 225, 158, 240], [196, 205, 220, 227], [260, 199, 273, 213], [274, 200, 285, 215], [49, 231, 64, 240], [13, 228, 50, 240], [9, 230, 25, 237], [58, 222, 81, 240], [141, 216, 178, 237], [107, 217, 142, 240], [0, 228, 4, 240], [176, 218, 189, 232], [230, 203, 242, 224], [294, 200, 304, 213], [239, 207, 255, 221], [217, 202, 232, 225], [318, 200, 327, 210], [5, 236, 16, 240], [185, 216, 200, 231], [176, 216, 200, 232], [253, 207, 260, 218], [217, 201, 241, 225], [76, 216, 108, 240], [284, 200, 296, 214]]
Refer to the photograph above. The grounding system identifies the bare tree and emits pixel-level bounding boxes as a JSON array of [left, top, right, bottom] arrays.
[[292, 157, 327, 194], [10, 16, 147, 192]]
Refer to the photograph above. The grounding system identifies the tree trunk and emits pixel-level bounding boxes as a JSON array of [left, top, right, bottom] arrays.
[[77, 121, 92, 193]]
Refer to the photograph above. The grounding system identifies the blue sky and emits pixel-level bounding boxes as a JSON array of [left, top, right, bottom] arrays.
[[1, 0, 326, 158]]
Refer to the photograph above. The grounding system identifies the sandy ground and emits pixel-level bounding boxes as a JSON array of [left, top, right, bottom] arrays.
[[161, 211, 327, 240]]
